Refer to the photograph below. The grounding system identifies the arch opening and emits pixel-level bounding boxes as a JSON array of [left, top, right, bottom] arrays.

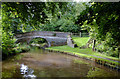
[[29, 37, 50, 48]]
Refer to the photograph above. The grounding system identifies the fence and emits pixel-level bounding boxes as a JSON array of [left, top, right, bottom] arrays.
[[71, 32, 89, 37]]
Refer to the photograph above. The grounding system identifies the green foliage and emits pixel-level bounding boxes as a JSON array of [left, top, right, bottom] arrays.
[[1, 2, 69, 59], [30, 38, 48, 48], [86, 67, 111, 77], [2, 2, 119, 59], [2, 3, 19, 59], [0, 8, 2, 54], [17, 43, 31, 52], [39, 2, 86, 33], [95, 41, 119, 58], [40, 20, 79, 33], [30, 38, 47, 44], [76, 2, 120, 57], [2, 2, 69, 33], [2, 71, 13, 78], [2, 32, 16, 56]]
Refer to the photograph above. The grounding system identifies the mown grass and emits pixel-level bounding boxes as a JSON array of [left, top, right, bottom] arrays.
[[47, 45, 119, 60], [46, 36, 119, 65], [72, 37, 89, 47], [46, 45, 119, 65]]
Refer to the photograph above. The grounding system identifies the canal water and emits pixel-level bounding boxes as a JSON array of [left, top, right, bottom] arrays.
[[2, 49, 120, 78]]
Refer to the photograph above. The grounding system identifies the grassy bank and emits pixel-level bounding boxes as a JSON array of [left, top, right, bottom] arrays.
[[46, 45, 119, 66], [72, 37, 89, 47], [46, 36, 119, 66]]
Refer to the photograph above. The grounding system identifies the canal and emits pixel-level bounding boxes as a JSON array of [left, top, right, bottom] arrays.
[[2, 49, 120, 78]]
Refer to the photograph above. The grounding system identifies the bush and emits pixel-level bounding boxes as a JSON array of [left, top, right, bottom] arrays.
[[95, 41, 119, 58]]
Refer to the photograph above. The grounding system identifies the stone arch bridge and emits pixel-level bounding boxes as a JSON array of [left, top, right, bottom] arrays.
[[15, 31, 75, 47]]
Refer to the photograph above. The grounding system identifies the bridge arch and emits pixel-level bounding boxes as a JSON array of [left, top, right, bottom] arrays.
[[29, 37, 51, 47], [15, 31, 74, 47]]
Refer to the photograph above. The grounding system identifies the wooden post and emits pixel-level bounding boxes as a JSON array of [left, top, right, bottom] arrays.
[[118, 47, 120, 59], [118, 52, 120, 59], [92, 40, 96, 51], [71, 33, 72, 36], [79, 32, 81, 37]]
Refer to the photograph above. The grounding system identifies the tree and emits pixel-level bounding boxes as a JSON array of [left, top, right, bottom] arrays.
[[40, 2, 86, 33], [1, 2, 68, 59], [76, 2, 120, 57], [2, 2, 69, 32]]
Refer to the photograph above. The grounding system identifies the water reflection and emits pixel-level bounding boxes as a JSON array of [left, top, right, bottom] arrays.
[[20, 64, 36, 78], [2, 49, 120, 78]]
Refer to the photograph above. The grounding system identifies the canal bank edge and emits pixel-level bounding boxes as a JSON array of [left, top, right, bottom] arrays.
[[45, 48, 120, 71]]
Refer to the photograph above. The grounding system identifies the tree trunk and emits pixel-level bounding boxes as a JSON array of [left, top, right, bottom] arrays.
[[118, 47, 120, 59], [92, 40, 96, 51]]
